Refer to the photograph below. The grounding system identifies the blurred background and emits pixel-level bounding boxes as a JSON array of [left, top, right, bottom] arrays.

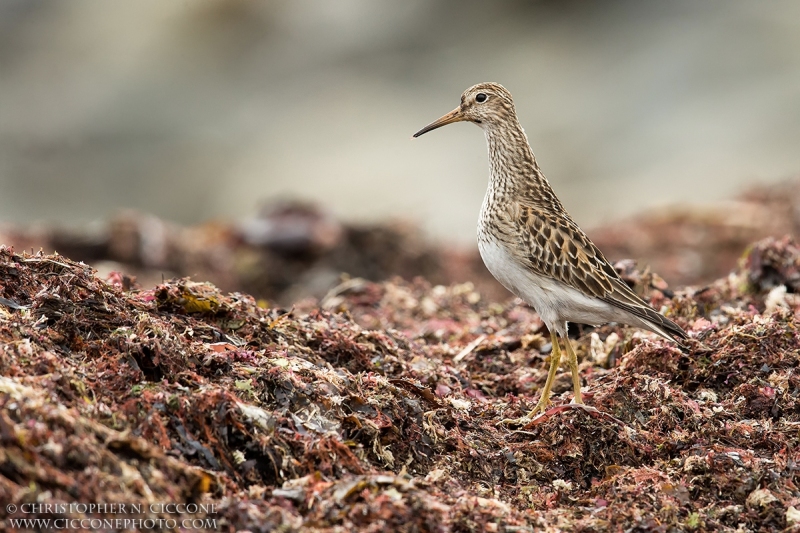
[[2, 0, 800, 303]]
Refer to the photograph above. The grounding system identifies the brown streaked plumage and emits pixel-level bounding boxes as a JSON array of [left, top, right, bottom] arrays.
[[414, 82, 688, 424]]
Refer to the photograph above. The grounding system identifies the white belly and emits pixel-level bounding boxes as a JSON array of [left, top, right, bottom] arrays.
[[477, 237, 630, 334]]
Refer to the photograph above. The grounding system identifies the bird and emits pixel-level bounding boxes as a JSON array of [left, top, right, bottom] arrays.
[[413, 82, 688, 425]]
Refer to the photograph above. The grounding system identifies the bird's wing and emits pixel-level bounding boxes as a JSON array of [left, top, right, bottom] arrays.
[[501, 203, 687, 341]]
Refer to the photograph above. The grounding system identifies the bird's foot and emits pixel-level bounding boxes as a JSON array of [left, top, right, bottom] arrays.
[[500, 398, 550, 426]]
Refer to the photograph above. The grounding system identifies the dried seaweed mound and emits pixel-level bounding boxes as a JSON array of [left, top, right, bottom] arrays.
[[1, 237, 800, 532]]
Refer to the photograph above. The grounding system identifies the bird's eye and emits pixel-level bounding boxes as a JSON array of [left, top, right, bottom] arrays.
[[475, 93, 487, 103]]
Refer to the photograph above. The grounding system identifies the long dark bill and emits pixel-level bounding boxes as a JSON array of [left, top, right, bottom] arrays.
[[412, 107, 465, 138]]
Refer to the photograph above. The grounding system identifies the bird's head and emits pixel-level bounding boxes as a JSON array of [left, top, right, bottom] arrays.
[[413, 82, 516, 138]]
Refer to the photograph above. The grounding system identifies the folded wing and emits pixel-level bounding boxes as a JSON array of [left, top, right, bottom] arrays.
[[509, 203, 688, 343]]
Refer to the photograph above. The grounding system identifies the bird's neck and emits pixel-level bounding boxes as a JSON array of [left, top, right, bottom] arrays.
[[483, 119, 556, 204]]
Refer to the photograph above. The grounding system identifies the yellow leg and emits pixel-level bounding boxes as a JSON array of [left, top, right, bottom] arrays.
[[563, 336, 584, 404], [526, 330, 562, 417], [502, 330, 562, 425]]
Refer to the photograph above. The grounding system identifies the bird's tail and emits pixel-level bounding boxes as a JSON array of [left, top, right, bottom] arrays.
[[638, 312, 689, 352]]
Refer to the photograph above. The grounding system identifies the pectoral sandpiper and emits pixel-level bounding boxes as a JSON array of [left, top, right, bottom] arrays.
[[414, 82, 688, 425]]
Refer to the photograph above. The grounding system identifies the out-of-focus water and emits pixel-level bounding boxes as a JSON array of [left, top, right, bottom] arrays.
[[2, 0, 799, 244]]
